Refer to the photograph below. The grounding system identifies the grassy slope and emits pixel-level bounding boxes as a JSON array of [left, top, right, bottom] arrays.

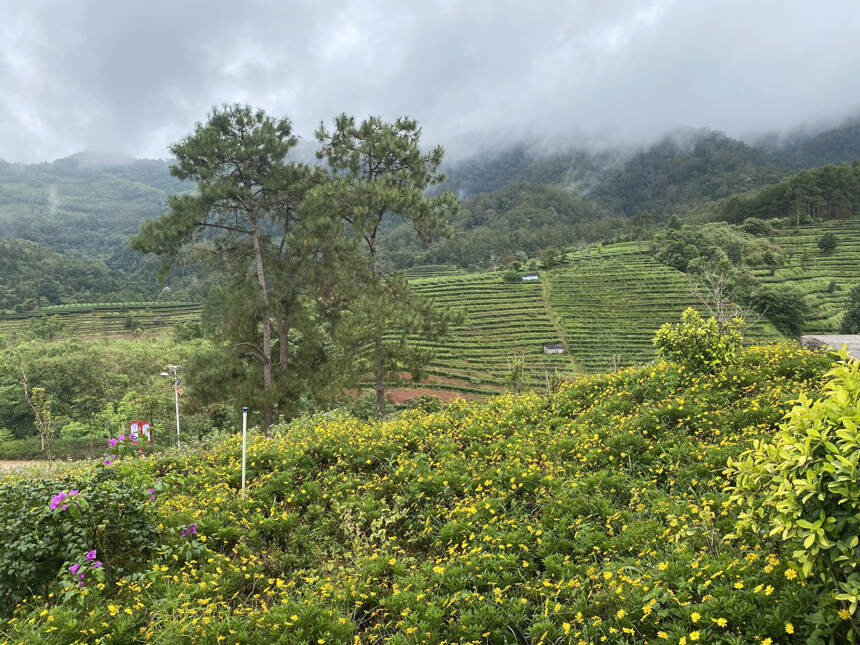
[[549, 246, 782, 373], [406, 273, 577, 394], [753, 218, 860, 332], [404, 244, 783, 391], [1, 343, 843, 643], [0, 302, 201, 339]]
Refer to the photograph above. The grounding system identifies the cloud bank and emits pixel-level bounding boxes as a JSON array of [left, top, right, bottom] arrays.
[[1, 0, 859, 162]]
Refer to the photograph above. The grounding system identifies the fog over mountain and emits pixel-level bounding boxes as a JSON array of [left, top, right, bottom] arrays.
[[2, 0, 860, 163]]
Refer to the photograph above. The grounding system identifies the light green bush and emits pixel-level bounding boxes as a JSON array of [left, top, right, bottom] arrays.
[[653, 307, 745, 372], [729, 354, 860, 635]]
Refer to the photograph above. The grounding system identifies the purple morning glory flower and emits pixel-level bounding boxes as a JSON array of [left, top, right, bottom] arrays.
[[61, 504, 68, 511], [181, 524, 198, 537], [103, 458, 112, 465], [91, 561, 103, 569], [78, 572, 85, 580], [108, 437, 117, 448], [118, 434, 125, 442], [69, 563, 79, 575], [85, 550, 97, 561], [78, 581, 85, 588], [49, 491, 67, 509]]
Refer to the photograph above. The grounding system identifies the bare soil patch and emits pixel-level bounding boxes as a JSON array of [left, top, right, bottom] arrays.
[[386, 388, 486, 404]]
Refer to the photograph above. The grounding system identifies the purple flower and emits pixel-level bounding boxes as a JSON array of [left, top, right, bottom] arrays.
[[69, 563, 79, 575], [50, 491, 67, 509], [61, 504, 68, 511], [78, 572, 85, 580], [180, 524, 198, 537], [69, 490, 79, 496], [91, 561, 103, 569], [85, 549, 97, 561], [78, 581, 85, 588], [108, 437, 117, 448], [148, 488, 155, 502], [103, 458, 112, 466], [118, 434, 125, 442]]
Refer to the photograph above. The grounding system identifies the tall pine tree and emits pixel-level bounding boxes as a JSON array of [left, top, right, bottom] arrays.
[[311, 115, 459, 417]]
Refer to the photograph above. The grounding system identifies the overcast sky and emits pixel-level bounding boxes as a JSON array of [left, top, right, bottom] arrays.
[[2, 0, 860, 163]]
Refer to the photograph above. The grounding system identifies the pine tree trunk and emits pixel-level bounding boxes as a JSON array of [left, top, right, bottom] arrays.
[[375, 335, 386, 419], [249, 213, 274, 429]]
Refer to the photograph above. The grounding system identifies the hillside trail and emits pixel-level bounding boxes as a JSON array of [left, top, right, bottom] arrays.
[[540, 274, 585, 374]]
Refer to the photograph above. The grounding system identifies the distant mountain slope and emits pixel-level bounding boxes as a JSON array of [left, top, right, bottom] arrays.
[[381, 182, 619, 268], [0, 153, 197, 306], [0, 238, 118, 310], [777, 119, 860, 169], [0, 153, 185, 262], [441, 121, 860, 220]]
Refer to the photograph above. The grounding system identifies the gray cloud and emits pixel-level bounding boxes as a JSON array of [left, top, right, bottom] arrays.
[[1, 0, 859, 162]]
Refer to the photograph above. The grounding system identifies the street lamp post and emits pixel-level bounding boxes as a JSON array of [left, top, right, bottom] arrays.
[[160, 365, 182, 448]]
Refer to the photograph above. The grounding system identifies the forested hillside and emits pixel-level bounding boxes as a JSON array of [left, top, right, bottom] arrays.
[[0, 153, 196, 306]]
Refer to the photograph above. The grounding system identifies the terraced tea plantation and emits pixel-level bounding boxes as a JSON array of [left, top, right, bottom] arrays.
[[549, 248, 782, 372], [405, 273, 578, 394], [754, 218, 860, 332], [402, 264, 465, 280], [0, 302, 201, 338]]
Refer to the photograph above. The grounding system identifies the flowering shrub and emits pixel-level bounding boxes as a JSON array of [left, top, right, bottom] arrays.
[[653, 307, 745, 372], [0, 470, 157, 613], [729, 354, 860, 639], [1, 342, 846, 643]]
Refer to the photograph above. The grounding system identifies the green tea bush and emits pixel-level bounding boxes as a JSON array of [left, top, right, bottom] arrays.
[[653, 307, 745, 372], [729, 355, 860, 638]]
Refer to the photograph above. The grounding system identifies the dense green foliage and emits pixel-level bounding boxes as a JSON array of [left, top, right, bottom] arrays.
[[593, 130, 785, 217], [311, 113, 460, 417], [653, 221, 783, 273], [0, 336, 210, 446], [382, 183, 617, 269], [0, 153, 204, 306], [0, 239, 121, 310], [0, 469, 157, 614], [653, 308, 745, 372], [715, 162, 860, 225], [2, 335, 851, 643], [730, 356, 860, 638], [842, 285, 860, 334]]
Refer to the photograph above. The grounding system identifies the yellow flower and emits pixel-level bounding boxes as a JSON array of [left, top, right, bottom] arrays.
[[733, 581, 744, 589], [690, 631, 700, 641], [785, 568, 797, 580], [839, 608, 851, 620], [761, 639, 772, 645], [616, 609, 626, 619], [563, 623, 571, 634], [785, 623, 794, 634], [690, 612, 700, 623], [712, 617, 727, 627], [657, 631, 668, 639], [658, 561, 668, 571]]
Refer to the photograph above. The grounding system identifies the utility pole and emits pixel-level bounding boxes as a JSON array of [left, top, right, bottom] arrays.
[[160, 365, 182, 448]]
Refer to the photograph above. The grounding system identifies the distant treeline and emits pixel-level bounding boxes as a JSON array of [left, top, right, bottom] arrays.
[[714, 162, 860, 225]]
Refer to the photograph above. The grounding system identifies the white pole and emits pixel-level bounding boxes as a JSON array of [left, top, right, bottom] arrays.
[[241, 406, 248, 499], [173, 369, 181, 449]]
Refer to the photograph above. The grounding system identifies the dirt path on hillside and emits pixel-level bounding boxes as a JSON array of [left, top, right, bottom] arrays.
[[540, 275, 584, 373]]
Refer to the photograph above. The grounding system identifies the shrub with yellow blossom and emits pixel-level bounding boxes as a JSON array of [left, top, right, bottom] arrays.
[[0, 332, 847, 644]]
